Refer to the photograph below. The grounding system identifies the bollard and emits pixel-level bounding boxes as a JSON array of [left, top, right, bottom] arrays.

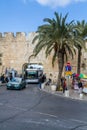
[[79, 93, 83, 99], [41, 83, 45, 89], [65, 90, 69, 97], [51, 85, 56, 91]]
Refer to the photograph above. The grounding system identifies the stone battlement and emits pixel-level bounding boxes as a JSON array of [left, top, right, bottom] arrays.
[[0, 32, 26, 37], [0, 32, 36, 42]]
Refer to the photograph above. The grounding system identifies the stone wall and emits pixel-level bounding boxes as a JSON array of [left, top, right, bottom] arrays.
[[0, 32, 86, 79]]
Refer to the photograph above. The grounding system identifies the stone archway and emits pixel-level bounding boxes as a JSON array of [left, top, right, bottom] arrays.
[[28, 54, 35, 63], [22, 63, 28, 77]]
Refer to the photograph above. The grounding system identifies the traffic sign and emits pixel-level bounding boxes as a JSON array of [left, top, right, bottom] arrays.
[[65, 71, 72, 76], [65, 62, 72, 71], [65, 62, 72, 76]]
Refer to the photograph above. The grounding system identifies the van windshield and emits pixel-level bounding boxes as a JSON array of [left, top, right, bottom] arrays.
[[26, 71, 38, 79]]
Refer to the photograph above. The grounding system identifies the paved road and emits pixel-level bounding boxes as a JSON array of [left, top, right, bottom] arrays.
[[0, 84, 87, 130]]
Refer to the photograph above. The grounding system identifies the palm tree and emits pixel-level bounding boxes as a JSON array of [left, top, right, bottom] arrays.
[[32, 12, 79, 89], [75, 20, 87, 74]]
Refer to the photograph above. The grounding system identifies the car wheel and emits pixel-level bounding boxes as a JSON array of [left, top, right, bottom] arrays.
[[24, 85, 26, 88], [7, 88, 10, 90]]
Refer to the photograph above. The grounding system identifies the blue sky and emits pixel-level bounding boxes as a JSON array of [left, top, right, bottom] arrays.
[[0, 0, 87, 33]]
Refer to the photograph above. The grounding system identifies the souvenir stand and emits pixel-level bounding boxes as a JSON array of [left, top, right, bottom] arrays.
[[79, 74, 87, 94], [72, 73, 79, 90], [73, 79, 79, 90], [82, 79, 87, 94]]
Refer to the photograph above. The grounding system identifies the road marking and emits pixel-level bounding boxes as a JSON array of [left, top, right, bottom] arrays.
[[33, 111, 58, 118], [70, 118, 87, 124], [33, 111, 87, 125]]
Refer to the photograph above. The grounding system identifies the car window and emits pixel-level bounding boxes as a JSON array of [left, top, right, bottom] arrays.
[[12, 78, 22, 83]]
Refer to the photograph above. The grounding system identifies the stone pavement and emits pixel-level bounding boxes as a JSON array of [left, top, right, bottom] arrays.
[[41, 84, 87, 101]]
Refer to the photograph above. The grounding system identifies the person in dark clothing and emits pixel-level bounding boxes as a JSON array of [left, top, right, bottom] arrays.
[[78, 79, 83, 93], [62, 78, 67, 93], [9, 73, 13, 81], [45, 78, 52, 86], [39, 74, 42, 89], [5, 76, 9, 83], [1, 74, 5, 83], [42, 74, 46, 83], [78, 79, 83, 88], [61, 77, 64, 88]]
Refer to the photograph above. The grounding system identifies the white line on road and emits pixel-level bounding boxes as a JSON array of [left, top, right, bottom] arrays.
[[33, 111, 87, 124], [33, 111, 58, 118]]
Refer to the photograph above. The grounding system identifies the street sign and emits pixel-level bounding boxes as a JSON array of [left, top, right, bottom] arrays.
[[65, 65, 72, 71], [65, 62, 72, 76], [65, 71, 72, 76]]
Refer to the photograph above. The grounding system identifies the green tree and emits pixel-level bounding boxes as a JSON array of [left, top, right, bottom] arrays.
[[32, 12, 79, 89], [75, 20, 87, 74]]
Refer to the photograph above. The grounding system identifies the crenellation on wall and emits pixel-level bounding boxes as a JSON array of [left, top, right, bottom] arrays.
[[0, 32, 36, 42], [4, 32, 14, 37], [16, 32, 26, 36], [15, 32, 26, 42], [16, 32, 26, 37], [0, 32, 27, 42]]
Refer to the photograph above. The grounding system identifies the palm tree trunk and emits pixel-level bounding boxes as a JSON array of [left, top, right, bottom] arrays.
[[77, 48, 81, 74], [57, 52, 64, 90]]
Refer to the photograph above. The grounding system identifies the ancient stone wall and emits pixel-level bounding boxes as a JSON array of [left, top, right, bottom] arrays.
[[0, 32, 86, 79]]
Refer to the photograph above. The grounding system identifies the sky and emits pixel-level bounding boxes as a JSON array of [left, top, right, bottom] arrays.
[[0, 0, 87, 34]]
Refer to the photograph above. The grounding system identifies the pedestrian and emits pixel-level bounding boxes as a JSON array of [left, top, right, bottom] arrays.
[[39, 74, 42, 89], [63, 78, 67, 93], [61, 77, 64, 88], [45, 78, 52, 86], [1, 74, 5, 83], [43, 73, 46, 82], [9, 73, 13, 81], [73, 78, 79, 90], [42, 74, 46, 83], [5, 75, 9, 83], [78, 79, 83, 93]]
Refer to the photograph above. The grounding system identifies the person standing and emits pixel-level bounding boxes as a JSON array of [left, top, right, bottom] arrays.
[[39, 74, 42, 89], [63, 78, 67, 93], [61, 77, 64, 88], [78, 79, 83, 93], [1, 74, 5, 83]]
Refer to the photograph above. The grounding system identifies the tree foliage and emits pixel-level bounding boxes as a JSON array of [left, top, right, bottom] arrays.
[[32, 12, 86, 88]]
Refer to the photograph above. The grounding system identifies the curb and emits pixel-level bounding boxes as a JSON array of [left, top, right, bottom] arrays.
[[41, 87, 87, 101]]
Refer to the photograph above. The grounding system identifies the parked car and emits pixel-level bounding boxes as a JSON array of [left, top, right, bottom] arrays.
[[6, 77, 26, 90]]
